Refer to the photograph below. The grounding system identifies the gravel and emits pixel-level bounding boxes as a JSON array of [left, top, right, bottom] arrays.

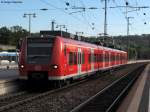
[[3, 63, 144, 112]]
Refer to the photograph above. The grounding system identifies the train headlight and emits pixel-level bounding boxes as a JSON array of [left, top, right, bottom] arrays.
[[53, 65, 58, 69], [21, 65, 24, 68]]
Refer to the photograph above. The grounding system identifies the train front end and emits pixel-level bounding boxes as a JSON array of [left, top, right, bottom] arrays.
[[18, 37, 62, 81]]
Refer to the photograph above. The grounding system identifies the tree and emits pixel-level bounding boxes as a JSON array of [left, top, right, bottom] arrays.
[[0, 26, 11, 44], [0, 26, 28, 46], [9, 26, 28, 45]]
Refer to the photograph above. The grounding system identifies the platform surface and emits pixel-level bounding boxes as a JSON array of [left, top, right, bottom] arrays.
[[0, 69, 19, 83], [117, 64, 150, 112]]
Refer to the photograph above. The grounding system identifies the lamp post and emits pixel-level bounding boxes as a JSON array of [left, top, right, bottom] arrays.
[[76, 32, 83, 41], [23, 13, 36, 36], [56, 25, 66, 36]]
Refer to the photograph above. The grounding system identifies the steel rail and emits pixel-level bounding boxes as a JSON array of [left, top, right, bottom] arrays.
[[70, 64, 146, 112]]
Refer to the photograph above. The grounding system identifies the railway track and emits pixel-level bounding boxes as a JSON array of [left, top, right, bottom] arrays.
[[0, 78, 90, 112], [0, 63, 146, 112], [70, 64, 146, 112]]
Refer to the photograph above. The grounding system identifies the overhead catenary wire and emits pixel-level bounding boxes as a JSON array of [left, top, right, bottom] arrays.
[[78, 0, 99, 31], [40, 0, 95, 30], [40, 0, 99, 36]]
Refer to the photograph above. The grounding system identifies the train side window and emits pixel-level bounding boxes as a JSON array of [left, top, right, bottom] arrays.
[[78, 52, 81, 64], [82, 53, 85, 64], [107, 53, 109, 62], [105, 53, 106, 62], [69, 52, 73, 65], [110, 54, 112, 62], [74, 52, 77, 64], [112, 55, 114, 61], [99, 54, 103, 62], [94, 54, 96, 62], [107, 54, 109, 62], [110, 55, 112, 61], [96, 54, 98, 62], [105, 53, 108, 62], [64, 45, 67, 56], [113, 55, 116, 61], [97, 54, 99, 62], [80, 53, 82, 64], [88, 54, 91, 63], [117, 55, 119, 61]]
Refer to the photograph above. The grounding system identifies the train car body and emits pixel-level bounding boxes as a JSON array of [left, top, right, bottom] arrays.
[[18, 34, 127, 81]]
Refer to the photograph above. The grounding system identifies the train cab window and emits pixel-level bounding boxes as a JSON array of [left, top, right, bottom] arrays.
[[69, 52, 73, 65]]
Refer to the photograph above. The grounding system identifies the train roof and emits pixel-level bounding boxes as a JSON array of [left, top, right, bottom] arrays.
[[58, 36, 126, 53], [28, 30, 127, 53]]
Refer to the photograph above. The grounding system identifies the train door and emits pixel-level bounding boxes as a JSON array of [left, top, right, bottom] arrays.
[[78, 48, 82, 75], [91, 49, 94, 72]]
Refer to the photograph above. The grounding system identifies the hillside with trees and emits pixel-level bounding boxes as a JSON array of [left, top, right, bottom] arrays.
[[0, 25, 150, 60], [86, 35, 150, 60]]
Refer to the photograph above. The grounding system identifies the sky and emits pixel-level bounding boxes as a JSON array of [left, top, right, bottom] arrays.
[[0, 0, 150, 36]]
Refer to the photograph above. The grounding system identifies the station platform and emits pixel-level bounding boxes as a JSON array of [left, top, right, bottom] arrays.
[[117, 63, 150, 112], [0, 69, 19, 83]]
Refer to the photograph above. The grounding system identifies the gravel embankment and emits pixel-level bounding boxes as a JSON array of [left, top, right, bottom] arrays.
[[4, 63, 144, 112]]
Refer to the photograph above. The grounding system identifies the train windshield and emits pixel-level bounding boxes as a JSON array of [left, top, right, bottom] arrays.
[[27, 38, 55, 64]]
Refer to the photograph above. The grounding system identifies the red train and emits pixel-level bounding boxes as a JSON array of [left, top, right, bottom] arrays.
[[18, 31, 127, 83]]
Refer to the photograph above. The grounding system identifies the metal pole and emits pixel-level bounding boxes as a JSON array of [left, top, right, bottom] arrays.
[[127, 17, 129, 35], [104, 0, 107, 36], [51, 20, 55, 31], [60, 27, 62, 36], [127, 17, 130, 60], [127, 17, 134, 35], [29, 14, 31, 36], [56, 25, 66, 37], [23, 13, 36, 37], [126, 17, 134, 60]]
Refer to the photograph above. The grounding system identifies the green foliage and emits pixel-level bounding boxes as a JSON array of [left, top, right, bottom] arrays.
[[0, 26, 28, 46], [87, 34, 150, 60], [0, 26, 11, 44]]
